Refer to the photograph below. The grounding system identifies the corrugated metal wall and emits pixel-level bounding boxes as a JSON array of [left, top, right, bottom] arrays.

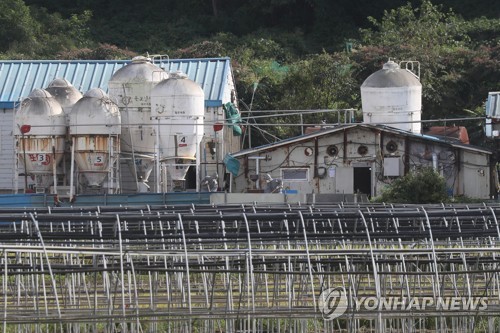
[[0, 109, 18, 192]]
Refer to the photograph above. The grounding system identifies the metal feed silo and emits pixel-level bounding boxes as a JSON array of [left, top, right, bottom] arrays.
[[361, 60, 422, 133], [108, 56, 168, 188], [151, 71, 204, 191], [14, 89, 66, 192], [68, 88, 121, 194], [45, 78, 83, 122]]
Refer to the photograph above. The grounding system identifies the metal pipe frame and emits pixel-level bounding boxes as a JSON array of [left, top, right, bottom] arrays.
[[0, 202, 499, 332]]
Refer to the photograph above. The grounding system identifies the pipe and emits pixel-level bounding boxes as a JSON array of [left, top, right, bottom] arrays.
[[155, 118, 161, 193], [69, 137, 75, 200], [432, 152, 438, 171], [52, 137, 57, 196], [248, 156, 266, 190], [21, 134, 28, 192]]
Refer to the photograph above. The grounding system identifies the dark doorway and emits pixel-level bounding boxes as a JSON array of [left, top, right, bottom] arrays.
[[185, 166, 197, 190], [354, 167, 371, 197]]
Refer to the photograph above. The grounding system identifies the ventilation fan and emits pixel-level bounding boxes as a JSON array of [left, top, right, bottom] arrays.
[[386, 140, 398, 153], [358, 145, 368, 156], [326, 145, 338, 157]]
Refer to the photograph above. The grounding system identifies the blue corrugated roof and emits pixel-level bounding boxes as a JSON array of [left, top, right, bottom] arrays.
[[0, 57, 231, 108]]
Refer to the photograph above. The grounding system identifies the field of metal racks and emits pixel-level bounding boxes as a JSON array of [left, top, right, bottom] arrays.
[[0, 202, 499, 332]]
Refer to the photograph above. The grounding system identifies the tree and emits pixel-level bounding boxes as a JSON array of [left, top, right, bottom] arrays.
[[31, 8, 93, 58], [358, 1, 470, 118], [277, 52, 358, 110], [57, 43, 137, 60], [373, 168, 449, 204], [360, 1, 470, 53], [0, 1, 94, 59], [0, 0, 39, 55]]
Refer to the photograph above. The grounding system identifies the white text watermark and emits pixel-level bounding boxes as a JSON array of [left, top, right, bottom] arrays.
[[319, 288, 488, 320]]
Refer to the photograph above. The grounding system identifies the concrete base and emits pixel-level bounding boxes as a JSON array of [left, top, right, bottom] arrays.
[[211, 192, 370, 205], [210, 193, 305, 205]]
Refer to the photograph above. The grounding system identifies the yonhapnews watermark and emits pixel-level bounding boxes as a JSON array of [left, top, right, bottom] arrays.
[[318, 287, 348, 320], [318, 288, 488, 321]]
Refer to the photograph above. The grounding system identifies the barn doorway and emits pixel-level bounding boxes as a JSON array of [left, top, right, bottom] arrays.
[[354, 167, 371, 197], [185, 166, 197, 190]]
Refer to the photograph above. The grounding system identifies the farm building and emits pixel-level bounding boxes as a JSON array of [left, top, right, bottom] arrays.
[[225, 123, 492, 202], [216, 60, 493, 203]]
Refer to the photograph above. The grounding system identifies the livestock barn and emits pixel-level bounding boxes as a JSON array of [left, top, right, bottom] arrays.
[[219, 61, 493, 203], [225, 123, 492, 202]]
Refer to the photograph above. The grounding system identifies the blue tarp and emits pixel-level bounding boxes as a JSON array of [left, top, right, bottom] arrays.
[[223, 154, 240, 177]]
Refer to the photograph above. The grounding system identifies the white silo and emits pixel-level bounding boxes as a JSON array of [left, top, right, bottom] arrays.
[[361, 60, 422, 133], [151, 71, 204, 190], [14, 89, 66, 192], [45, 78, 83, 121], [68, 88, 121, 194], [108, 56, 168, 189]]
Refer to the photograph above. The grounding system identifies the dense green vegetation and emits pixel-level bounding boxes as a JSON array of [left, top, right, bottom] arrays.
[[2, 0, 499, 146], [373, 167, 449, 203]]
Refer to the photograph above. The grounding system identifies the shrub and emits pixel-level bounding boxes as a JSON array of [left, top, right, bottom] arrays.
[[373, 167, 448, 204]]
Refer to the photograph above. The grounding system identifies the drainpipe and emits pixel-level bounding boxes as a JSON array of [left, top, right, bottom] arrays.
[[404, 137, 410, 175], [22, 133, 28, 192], [432, 152, 438, 171], [52, 138, 57, 195], [343, 129, 348, 164], [314, 137, 319, 193], [70, 137, 75, 199], [314, 138, 318, 177]]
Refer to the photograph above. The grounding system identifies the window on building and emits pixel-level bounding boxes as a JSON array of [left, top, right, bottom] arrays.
[[281, 168, 309, 181]]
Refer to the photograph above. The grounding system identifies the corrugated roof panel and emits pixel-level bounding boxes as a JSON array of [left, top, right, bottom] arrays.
[[0, 63, 9, 98], [65, 63, 78, 88], [193, 61, 201, 83], [217, 60, 229, 103], [38, 63, 52, 90], [74, 62, 95, 91], [164, 58, 229, 105], [213, 60, 225, 102], [8, 63, 23, 101], [0, 58, 231, 108], [0, 64, 12, 101], [207, 61, 218, 101], [201, 62, 211, 98], [22, 63, 33, 97]]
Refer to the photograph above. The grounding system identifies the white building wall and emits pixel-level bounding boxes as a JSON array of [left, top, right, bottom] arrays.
[[0, 109, 19, 192], [460, 151, 490, 199]]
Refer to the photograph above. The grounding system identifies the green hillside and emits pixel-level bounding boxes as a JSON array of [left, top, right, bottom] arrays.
[[3, 0, 499, 146]]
